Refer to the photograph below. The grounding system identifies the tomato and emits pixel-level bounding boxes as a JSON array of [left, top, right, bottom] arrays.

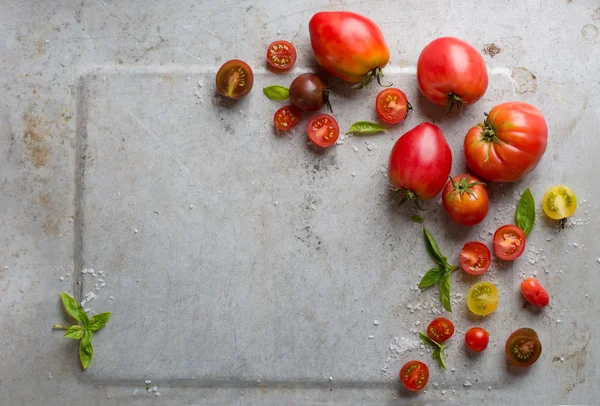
[[399, 360, 429, 391], [289, 74, 331, 112], [465, 327, 489, 352], [505, 328, 542, 367], [266, 40, 297, 70], [521, 277, 549, 308], [215, 59, 254, 99], [388, 123, 452, 204], [466, 281, 498, 316], [493, 225, 526, 260], [309, 11, 390, 88], [543, 185, 577, 220], [427, 318, 454, 343], [306, 114, 339, 148], [442, 174, 489, 226], [273, 105, 301, 131], [376, 88, 411, 124], [459, 241, 491, 275], [417, 37, 488, 111], [464, 102, 548, 182]]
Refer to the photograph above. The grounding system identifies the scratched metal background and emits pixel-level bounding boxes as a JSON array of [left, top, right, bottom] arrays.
[[1, 0, 599, 405]]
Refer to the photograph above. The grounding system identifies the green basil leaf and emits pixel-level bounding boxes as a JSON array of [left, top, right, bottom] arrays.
[[64, 325, 84, 340], [516, 188, 536, 236], [411, 215, 424, 224], [423, 228, 444, 266], [61, 292, 88, 325], [345, 121, 387, 135], [262, 85, 289, 101], [439, 272, 452, 312], [433, 348, 448, 370], [418, 332, 441, 349], [418, 267, 445, 289], [87, 312, 112, 332], [432, 348, 440, 360], [79, 330, 94, 370]]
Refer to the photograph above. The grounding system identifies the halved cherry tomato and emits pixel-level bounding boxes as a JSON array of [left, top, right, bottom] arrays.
[[465, 327, 489, 352], [493, 224, 526, 260], [542, 185, 577, 220], [521, 277, 549, 308], [273, 105, 301, 131], [376, 88, 411, 124], [505, 328, 542, 367], [266, 40, 297, 70], [466, 281, 498, 316], [399, 360, 429, 391], [427, 318, 454, 343], [306, 114, 339, 148], [460, 241, 491, 275], [215, 59, 254, 99]]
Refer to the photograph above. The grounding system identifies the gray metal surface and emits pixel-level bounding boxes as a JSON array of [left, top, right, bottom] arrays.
[[1, 0, 599, 405]]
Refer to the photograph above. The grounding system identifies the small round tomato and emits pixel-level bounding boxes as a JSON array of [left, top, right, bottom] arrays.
[[466, 281, 498, 316], [465, 327, 489, 352], [543, 185, 577, 220], [289, 74, 331, 112], [521, 277, 549, 308], [442, 174, 489, 226], [505, 328, 542, 367], [399, 360, 429, 392], [493, 225, 526, 261], [427, 318, 454, 343], [460, 241, 491, 275], [375, 88, 411, 124], [266, 40, 297, 70], [306, 114, 339, 148], [215, 59, 254, 99], [273, 105, 301, 131]]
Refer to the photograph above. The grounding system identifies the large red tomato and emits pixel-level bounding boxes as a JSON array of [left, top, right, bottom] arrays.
[[309, 11, 390, 88], [464, 102, 548, 182], [417, 37, 488, 111], [442, 174, 489, 226], [388, 123, 452, 203]]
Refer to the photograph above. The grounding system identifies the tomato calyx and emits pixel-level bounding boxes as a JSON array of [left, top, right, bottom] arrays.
[[322, 88, 332, 113], [447, 175, 485, 201], [391, 187, 425, 210], [447, 92, 465, 114], [351, 67, 392, 89]]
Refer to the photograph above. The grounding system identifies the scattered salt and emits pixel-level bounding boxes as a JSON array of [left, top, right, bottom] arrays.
[[133, 389, 138, 396], [464, 381, 472, 387], [59, 276, 65, 281], [560, 357, 565, 362], [353, 146, 359, 152], [145, 380, 151, 384], [556, 319, 561, 323], [415, 321, 420, 326], [152, 386, 158, 392], [488, 386, 492, 390], [274, 201, 278, 206], [373, 320, 380, 325], [155, 392, 160, 397], [368, 335, 374, 339], [189, 205, 194, 209], [329, 376, 333, 381], [134, 229, 139, 233], [442, 390, 447, 395], [351, 173, 356, 177], [109, 296, 114, 300]]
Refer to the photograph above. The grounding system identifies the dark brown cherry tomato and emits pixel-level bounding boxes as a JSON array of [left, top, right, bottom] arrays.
[[505, 328, 542, 367], [215, 59, 254, 99], [289, 73, 331, 112]]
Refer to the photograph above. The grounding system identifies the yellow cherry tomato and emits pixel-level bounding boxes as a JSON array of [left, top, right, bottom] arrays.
[[542, 185, 577, 220], [467, 281, 498, 316]]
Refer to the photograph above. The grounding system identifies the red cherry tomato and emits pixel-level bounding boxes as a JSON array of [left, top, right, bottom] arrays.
[[273, 105, 301, 131], [465, 327, 489, 352], [266, 40, 297, 70], [399, 360, 429, 391], [309, 11, 390, 87], [460, 241, 491, 275], [442, 174, 489, 226], [388, 123, 452, 202], [306, 114, 339, 148], [521, 277, 549, 308], [417, 37, 488, 111], [215, 59, 254, 99], [375, 88, 411, 124], [493, 224, 526, 260], [427, 318, 454, 343], [464, 102, 548, 182]]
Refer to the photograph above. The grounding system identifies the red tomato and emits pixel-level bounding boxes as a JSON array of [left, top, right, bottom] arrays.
[[427, 318, 454, 343], [399, 360, 429, 391], [388, 123, 452, 202], [306, 114, 339, 148], [215, 59, 254, 99], [464, 102, 548, 182], [460, 241, 491, 275], [465, 327, 489, 352], [521, 277, 549, 308], [376, 88, 411, 124], [417, 37, 488, 111], [273, 105, 301, 131], [266, 40, 297, 70], [442, 174, 489, 226], [493, 225, 526, 260], [309, 11, 390, 87]]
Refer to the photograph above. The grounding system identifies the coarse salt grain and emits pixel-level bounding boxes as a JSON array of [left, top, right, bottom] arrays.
[[373, 320, 380, 325], [368, 335, 374, 339], [59, 276, 65, 281]]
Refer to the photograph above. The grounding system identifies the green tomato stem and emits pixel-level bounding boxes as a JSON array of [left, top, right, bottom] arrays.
[[53, 324, 70, 330]]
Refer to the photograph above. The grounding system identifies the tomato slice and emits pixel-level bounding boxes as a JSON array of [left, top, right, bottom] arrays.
[[505, 328, 542, 367], [215, 59, 254, 99], [466, 281, 498, 316], [465, 327, 489, 352], [375, 88, 411, 124], [266, 40, 297, 70], [542, 185, 577, 220], [273, 105, 301, 131], [427, 317, 454, 343], [306, 114, 339, 148], [399, 360, 429, 391], [493, 224, 526, 260], [460, 241, 491, 275]]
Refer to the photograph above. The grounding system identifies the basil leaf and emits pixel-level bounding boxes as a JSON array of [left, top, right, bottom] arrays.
[[345, 121, 387, 135], [423, 228, 444, 266], [439, 272, 452, 312], [418, 332, 440, 349], [61, 292, 88, 325], [87, 312, 112, 332], [263, 85, 289, 101], [418, 267, 445, 289], [411, 215, 424, 224], [79, 330, 94, 370], [516, 188, 536, 236], [64, 325, 84, 340], [432, 348, 448, 370]]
